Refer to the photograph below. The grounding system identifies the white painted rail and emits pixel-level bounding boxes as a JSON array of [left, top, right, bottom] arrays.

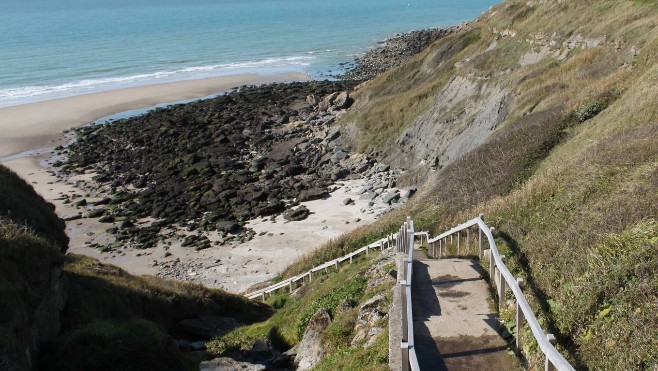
[[426, 215, 575, 371], [397, 217, 421, 371], [245, 233, 396, 300]]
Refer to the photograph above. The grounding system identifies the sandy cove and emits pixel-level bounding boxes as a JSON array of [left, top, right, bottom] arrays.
[[0, 73, 309, 158], [4, 154, 393, 293], [0, 73, 401, 294]]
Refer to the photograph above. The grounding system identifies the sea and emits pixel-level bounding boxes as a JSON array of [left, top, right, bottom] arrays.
[[0, 0, 498, 108]]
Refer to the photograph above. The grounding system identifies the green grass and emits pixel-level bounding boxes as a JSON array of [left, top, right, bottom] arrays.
[[327, 1, 658, 368], [207, 253, 393, 369], [39, 319, 196, 371], [61, 254, 272, 333]]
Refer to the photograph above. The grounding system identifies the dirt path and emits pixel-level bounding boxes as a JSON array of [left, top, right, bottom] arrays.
[[411, 251, 521, 370]]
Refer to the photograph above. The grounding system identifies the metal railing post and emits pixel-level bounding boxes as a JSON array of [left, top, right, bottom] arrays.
[[401, 342, 410, 371], [498, 255, 506, 312], [478, 226, 483, 259], [489, 227, 496, 280], [516, 277, 525, 352], [457, 231, 461, 255], [545, 334, 557, 371], [479, 214, 484, 259]]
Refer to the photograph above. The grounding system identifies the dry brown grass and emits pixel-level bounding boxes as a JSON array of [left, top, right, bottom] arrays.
[[323, 0, 658, 368]]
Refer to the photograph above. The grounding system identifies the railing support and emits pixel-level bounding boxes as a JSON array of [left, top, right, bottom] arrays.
[[422, 215, 574, 371], [489, 227, 496, 280], [545, 334, 557, 371], [478, 214, 484, 259], [516, 277, 525, 352], [457, 231, 460, 255], [498, 255, 506, 312], [478, 226, 483, 259], [401, 342, 410, 371], [400, 280, 408, 342]]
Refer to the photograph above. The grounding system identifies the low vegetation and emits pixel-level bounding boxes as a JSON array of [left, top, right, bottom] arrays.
[[0, 164, 271, 370], [272, 0, 657, 369], [208, 253, 392, 370]]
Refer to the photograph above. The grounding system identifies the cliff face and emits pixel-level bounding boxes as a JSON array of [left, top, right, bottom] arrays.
[[0, 166, 68, 371], [341, 0, 657, 186], [335, 0, 658, 368]]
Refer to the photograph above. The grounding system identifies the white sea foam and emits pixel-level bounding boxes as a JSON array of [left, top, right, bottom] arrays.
[[0, 55, 314, 107]]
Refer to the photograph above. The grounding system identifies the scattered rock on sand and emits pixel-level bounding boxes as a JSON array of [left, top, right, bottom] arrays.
[[283, 205, 310, 222]]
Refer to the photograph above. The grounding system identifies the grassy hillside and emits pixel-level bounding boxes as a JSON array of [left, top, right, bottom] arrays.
[[0, 166, 68, 250], [0, 164, 272, 371], [208, 251, 394, 370], [257, 0, 657, 369]]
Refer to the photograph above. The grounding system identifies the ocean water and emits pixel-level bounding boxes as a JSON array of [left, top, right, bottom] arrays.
[[0, 0, 498, 108]]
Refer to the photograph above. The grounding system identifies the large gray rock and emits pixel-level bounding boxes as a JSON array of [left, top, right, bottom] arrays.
[[83, 208, 105, 218], [332, 91, 353, 110], [283, 205, 310, 221], [352, 294, 387, 347], [216, 221, 241, 233], [298, 188, 327, 202], [382, 191, 401, 205], [295, 308, 332, 370], [318, 92, 339, 111], [359, 192, 377, 201], [199, 357, 265, 371]]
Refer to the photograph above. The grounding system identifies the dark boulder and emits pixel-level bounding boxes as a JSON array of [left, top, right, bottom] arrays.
[[283, 205, 310, 221]]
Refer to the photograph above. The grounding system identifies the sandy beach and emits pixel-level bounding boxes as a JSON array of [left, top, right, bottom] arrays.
[[0, 73, 309, 158], [2, 155, 394, 294], [0, 72, 402, 294]]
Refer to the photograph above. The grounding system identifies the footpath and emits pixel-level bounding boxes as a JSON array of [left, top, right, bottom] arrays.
[[411, 250, 521, 370]]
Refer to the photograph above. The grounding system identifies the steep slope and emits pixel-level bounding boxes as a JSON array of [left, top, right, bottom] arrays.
[[281, 0, 657, 369], [0, 165, 272, 371]]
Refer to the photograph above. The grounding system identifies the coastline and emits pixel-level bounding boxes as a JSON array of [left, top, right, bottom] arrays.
[[0, 28, 444, 294], [0, 72, 309, 159]]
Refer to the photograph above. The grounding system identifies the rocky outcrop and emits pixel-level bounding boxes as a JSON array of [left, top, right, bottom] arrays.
[[295, 308, 332, 370], [352, 294, 387, 348], [199, 357, 266, 371], [387, 76, 511, 177], [61, 82, 373, 251], [342, 28, 458, 80]]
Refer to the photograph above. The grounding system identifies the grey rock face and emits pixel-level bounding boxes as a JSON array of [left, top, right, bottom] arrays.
[[295, 307, 332, 370], [199, 357, 266, 371]]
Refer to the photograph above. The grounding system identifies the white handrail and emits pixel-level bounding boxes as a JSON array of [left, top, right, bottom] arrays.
[[398, 217, 421, 371], [426, 215, 574, 371], [245, 233, 397, 299]]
